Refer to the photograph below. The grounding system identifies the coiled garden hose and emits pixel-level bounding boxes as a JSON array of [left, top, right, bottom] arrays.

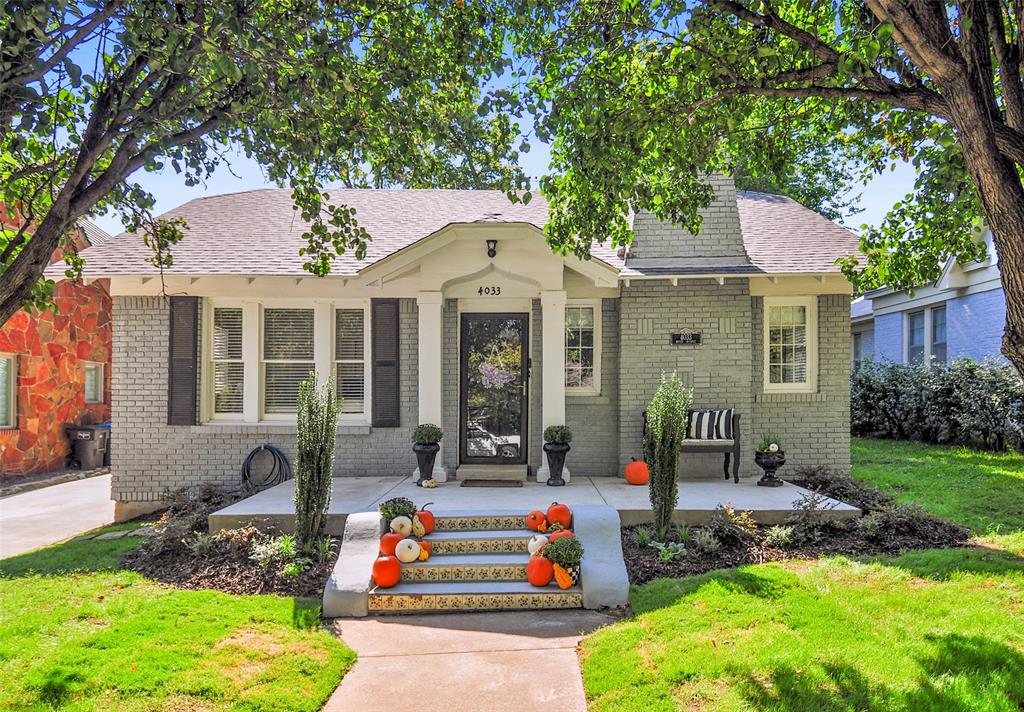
[[241, 444, 292, 489]]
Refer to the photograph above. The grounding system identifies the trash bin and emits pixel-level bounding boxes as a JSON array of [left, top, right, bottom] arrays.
[[100, 422, 112, 467], [65, 424, 109, 470]]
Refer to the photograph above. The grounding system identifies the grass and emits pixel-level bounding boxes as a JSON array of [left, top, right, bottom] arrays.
[[0, 528, 355, 711], [581, 438, 1024, 710], [851, 437, 1024, 555]]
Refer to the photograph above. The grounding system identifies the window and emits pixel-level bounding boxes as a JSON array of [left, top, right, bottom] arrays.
[[763, 297, 817, 392], [931, 306, 947, 364], [0, 355, 14, 428], [83, 362, 104, 404], [211, 307, 244, 414], [852, 332, 863, 371], [335, 308, 366, 415], [262, 308, 315, 414], [908, 310, 925, 364], [565, 302, 601, 394]]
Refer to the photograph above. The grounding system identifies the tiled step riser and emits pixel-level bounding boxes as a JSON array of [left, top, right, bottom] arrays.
[[433, 514, 525, 532], [429, 537, 530, 555], [401, 564, 528, 582], [368, 591, 583, 613]]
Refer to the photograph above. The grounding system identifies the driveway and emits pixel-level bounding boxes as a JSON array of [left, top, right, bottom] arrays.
[[0, 474, 114, 559]]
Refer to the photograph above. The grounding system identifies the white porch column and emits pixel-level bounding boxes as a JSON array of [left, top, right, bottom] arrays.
[[416, 292, 447, 481], [538, 290, 569, 482]]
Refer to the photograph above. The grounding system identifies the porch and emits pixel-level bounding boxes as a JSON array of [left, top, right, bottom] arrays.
[[208, 476, 860, 535]]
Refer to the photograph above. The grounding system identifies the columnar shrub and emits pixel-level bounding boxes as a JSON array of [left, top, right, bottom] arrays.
[[851, 358, 1023, 451], [644, 372, 692, 540], [294, 373, 338, 551]]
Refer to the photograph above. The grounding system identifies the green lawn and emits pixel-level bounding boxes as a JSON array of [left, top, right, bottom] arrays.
[[0, 529, 354, 711], [581, 438, 1024, 711]]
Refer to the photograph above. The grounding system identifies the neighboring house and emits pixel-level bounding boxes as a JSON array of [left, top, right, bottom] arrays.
[[851, 230, 1006, 368], [0, 219, 113, 476], [66, 176, 859, 521]]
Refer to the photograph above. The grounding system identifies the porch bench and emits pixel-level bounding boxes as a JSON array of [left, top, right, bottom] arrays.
[[642, 410, 742, 483]]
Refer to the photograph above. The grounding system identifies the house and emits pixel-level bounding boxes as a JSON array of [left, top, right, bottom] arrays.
[[67, 176, 859, 521], [851, 230, 1006, 367], [0, 219, 113, 476]]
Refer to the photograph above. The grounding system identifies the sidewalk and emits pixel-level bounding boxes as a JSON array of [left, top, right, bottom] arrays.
[[325, 610, 615, 712], [0, 474, 114, 558]]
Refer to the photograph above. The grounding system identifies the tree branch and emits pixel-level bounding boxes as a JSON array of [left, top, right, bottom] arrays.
[[987, 0, 1024, 130]]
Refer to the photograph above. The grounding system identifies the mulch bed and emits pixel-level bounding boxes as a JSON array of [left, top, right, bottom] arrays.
[[122, 532, 339, 598]]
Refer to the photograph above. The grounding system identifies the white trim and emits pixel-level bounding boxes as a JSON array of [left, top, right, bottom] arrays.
[[762, 296, 818, 394], [0, 353, 15, 429], [83, 361, 105, 404], [565, 299, 602, 396]]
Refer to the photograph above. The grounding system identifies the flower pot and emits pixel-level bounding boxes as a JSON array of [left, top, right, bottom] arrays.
[[754, 450, 786, 487], [413, 442, 440, 486], [543, 442, 570, 486]]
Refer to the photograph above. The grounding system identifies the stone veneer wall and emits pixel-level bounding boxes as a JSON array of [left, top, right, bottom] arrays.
[[110, 296, 418, 507], [751, 294, 852, 474], [0, 279, 111, 475], [617, 279, 757, 479]]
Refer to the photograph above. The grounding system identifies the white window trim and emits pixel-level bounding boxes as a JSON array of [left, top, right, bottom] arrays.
[[83, 361, 105, 404], [565, 299, 602, 396], [903, 303, 946, 364], [0, 353, 15, 429], [202, 298, 371, 426], [762, 296, 818, 394]]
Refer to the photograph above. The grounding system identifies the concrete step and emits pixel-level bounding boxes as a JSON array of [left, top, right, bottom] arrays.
[[424, 529, 534, 555], [401, 553, 529, 582], [368, 580, 583, 613], [455, 465, 528, 482], [432, 510, 529, 532]]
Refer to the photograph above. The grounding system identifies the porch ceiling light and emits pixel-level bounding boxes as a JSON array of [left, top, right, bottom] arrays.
[[486, 239, 497, 258]]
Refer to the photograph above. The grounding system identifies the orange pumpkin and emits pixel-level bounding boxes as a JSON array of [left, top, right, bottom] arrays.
[[525, 510, 548, 532], [379, 532, 404, 557], [553, 563, 574, 589], [546, 502, 572, 529], [548, 529, 574, 543], [624, 458, 649, 485], [526, 556, 554, 587], [372, 555, 401, 588], [415, 502, 435, 534]]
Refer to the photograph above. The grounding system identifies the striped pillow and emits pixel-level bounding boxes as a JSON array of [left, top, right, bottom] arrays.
[[716, 409, 734, 440], [687, 410, 719, 440]]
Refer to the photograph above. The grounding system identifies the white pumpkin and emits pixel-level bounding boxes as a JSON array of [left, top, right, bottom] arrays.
[[528, 533, 549, 556], [395, 538, 421, 563], [767, 443, 780, 453], [390, 515, 413, 536]]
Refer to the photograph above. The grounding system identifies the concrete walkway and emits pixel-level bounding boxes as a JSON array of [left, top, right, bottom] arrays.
[[0, 474, 114, 559], [324, 610, 616, 712]]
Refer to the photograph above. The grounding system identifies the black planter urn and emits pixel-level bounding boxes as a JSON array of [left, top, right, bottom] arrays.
[[413, 442, 440, 486], [543, 443, 570, 486], [754, 450, 786, 487]]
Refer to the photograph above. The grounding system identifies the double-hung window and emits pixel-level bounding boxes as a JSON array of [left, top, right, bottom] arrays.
[[931, 306, 947, 364], [262, 308, 315, 415], [906, 304, 946, 365], [0, 354, 15, 428], [763, 296, 818, 393], [908, 310, 926, 364], [565, 302, 601, 395], [335, 308, 367, 416]]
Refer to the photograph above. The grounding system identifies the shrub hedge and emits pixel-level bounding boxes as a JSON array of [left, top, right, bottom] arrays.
[[851, 358, 1024, 451]]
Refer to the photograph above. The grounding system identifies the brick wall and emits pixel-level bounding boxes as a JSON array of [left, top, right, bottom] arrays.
[[752, 294, 851, 474], [873, 312, 903, 362], [111, 296, 419, 504], [947, 288, 1006, 362]]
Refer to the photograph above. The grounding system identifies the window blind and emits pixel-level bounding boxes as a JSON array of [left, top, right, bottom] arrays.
[[212, 308, 244, 414], [263, 308, 314, 413], [0, 356, 13, 427], [335, 308, 365, 414]]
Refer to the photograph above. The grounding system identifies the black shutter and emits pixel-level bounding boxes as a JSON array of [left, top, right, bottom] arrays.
[[371, 298, 400, 427], [167, 296, 199, 426]]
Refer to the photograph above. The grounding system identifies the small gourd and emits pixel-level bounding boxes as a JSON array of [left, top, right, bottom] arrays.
[[525, 511, 548, 532], [412, 515, 426, 538], [417, 541, 431, 561], [390, 515, 413, 536], [553, 563, 574, 590], [526, 556, 554, 587], [527, 533, 549, 556], [768, 443, 780, 453], [372, 556, 401, 588], [395, 537, 421, 563]]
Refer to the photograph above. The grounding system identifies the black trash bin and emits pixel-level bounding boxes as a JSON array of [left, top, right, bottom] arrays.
[[100, 422, 111, 467], [65, 425, 109, 470]]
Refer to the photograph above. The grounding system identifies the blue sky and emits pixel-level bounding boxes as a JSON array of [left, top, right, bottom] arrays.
[[90, 141, 919, 238]]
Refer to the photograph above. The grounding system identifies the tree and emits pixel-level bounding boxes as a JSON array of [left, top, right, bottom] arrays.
[[643, 372, 692, 541], [0, 0, 525, 322], [511, 1, 1024, 378], [294, 373, 337, 553]]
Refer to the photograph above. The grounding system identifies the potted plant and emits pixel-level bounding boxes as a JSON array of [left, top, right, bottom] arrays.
[[411, 424, 443, 486], [542, 425, 573, 487], [754, 435, 785, 487], [543, 535, 584, 587]]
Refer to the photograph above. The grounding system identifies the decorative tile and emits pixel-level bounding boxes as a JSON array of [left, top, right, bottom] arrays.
[[368, 591, 583, 612], [433, 515, 525, 531], [430, 536, 530, 555], [401, 564, 527, 582]]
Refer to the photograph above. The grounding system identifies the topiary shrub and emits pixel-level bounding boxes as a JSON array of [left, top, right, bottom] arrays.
[[293, 373, 338, 553], [543, 425, 573, 445], [411, 423, 443, 444], [644, 372, 692, 540]]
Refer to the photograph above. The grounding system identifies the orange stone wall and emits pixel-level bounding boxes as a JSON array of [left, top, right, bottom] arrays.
[[0, 279, 112, 475]]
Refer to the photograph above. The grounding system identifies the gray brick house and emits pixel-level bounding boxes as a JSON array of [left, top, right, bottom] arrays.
[[74, 175, 859, 520]]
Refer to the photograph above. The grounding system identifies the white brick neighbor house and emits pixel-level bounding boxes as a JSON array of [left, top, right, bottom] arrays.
[[74, 175, 859, 521]]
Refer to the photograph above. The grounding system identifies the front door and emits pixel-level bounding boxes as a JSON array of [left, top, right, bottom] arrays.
[[459, 313, 529, 465]]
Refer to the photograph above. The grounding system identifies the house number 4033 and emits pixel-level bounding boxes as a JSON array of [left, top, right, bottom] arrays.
[[477, 286, 502, 296]]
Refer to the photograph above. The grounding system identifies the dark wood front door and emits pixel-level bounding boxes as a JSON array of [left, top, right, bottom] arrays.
[[459, 313, 529, 465]]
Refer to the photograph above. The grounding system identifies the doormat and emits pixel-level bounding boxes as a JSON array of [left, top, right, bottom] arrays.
[[460, 479, 524, 488]]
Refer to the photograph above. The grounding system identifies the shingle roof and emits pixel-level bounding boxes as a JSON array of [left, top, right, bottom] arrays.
[[78, 219, 113, 247], [73, 187, 859, 278]]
